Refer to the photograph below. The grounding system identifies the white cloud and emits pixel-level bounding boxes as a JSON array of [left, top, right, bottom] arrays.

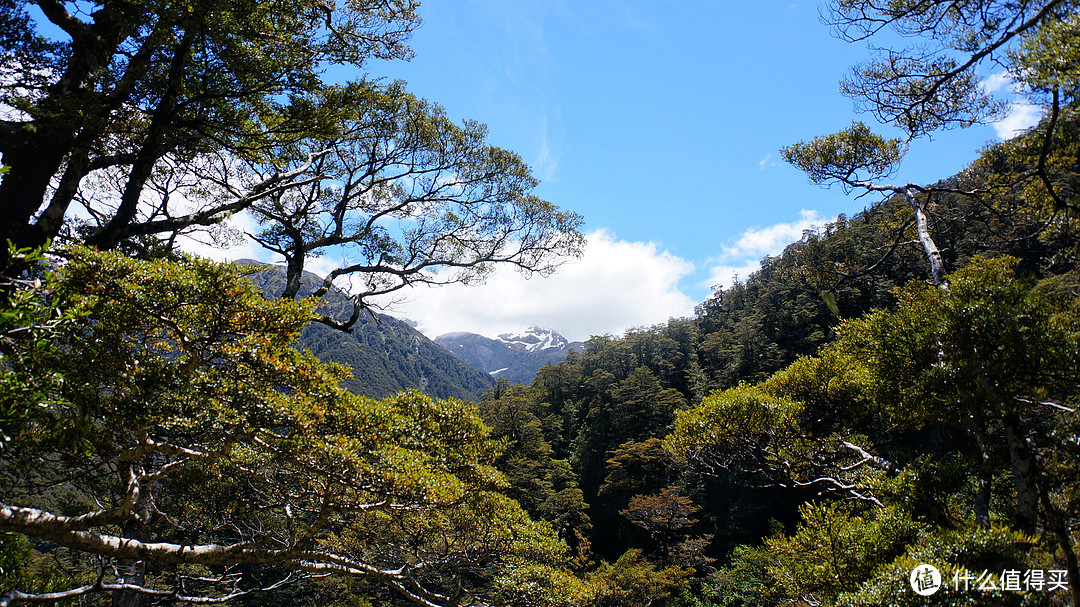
[[993, 102, 1043, 140], [981, 71, 1015, 94], [759, 153, 778, 170], [721, 209, 824, 260], [533, 118, 561, 182], [705, 209, 830, 290], [372, 228, 697, 341], [980, 71, 1044, 140], [703, 260, 765, 292], [174, 210, 269, 263]]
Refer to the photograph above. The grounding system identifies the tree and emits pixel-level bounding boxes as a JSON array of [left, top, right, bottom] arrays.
[[478, 383, 590, 543], [585, 549, 688, 607], [608, 366, 685, 447], [824, 0, 1078, 139], [0, 0, 584, 328], [1, 0, 415, 254], [762, 501, 920, 606], [672, 257, 1080, 606], [0, 247, 569, 606], [785, 0, 1080, 284], [620, 488, 699, 560], [835, 256, 1080, 603], [243, 81, 583, 326], [781, 122, 949, 285], [667, 384, 890, 507]]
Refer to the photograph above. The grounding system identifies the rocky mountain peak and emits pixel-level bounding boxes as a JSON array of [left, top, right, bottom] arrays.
[[435, 327, 583, 384], [495, 326, 570, 353]]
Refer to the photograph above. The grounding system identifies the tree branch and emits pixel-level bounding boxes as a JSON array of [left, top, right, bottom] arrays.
[[0, 572, 304, 606]]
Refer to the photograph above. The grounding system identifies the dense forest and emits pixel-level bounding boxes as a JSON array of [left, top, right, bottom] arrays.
[[475, 113, 1080, 605], [2, 0, 1080, 606]]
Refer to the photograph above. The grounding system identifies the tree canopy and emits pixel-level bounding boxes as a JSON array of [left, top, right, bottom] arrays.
[[784, 0, 1080, 286], [0, 0, 583, 327], [3, 0, 1080, 605], [0, 248, 569, 606]]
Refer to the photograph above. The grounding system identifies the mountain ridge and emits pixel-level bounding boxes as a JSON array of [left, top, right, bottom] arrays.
[[240, 261, 496, 401], [435, 326, 584, 384]]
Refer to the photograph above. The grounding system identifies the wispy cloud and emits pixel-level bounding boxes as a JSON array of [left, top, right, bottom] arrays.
[[993, 102, 1043, 139], [616, 6, 657, 33], [759, 152, 778, 171], [980, 71, 1044, 140], [533, 118, 561, 182], [704, 209, 830, 290], [981, 71, 1015, 94]]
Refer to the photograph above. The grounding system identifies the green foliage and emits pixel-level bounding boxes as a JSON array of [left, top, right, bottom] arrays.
[[501, 129, 1080, 590], [601, 438, 673, 500], [824, 0, 1076, 137], [0, 247, 570, 605], [609, 366, 686, 447], [760, 347, 873, 435], [0, 532, 72, 598], [0, 243, 87, 450], [0, 1, 584, 330], [704, 542, 786, 607], [492, 564, 594, 607], [667, 384, 805, 485], [872, 454, 989, 528], [663, 253, 1080, 605], [479, 383, 590, 541], [781, 122, 906, 188], [836, 256, 1078, 426], [1012, 9, 1080, 98], [836, 527, 1036, 607], [586, 549, 690, 607], [0, 0, 418, 227], [765, 502, 921, 604]]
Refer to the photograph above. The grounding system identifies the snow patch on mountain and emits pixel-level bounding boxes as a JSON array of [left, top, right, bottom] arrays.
[[496, 326, 570, 353], [434, 326, 583, 384]]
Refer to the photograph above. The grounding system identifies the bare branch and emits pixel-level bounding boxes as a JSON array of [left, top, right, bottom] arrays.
[[0, 572, 304, 606]]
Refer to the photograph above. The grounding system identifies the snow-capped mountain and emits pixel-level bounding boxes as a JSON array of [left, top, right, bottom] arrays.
[[435, 327, 584, 384], [497, 326, 571, 353]]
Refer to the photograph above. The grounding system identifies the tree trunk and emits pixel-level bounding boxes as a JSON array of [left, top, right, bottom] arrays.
[[112, 460, 165, 607], [972, 427, 993, 528], [1040, 492, 1080, 607], [0, 128, 77, 257], [283, 251, 306, 300], [113, 539, 147, 607], [901, 187, 945, 286], [1003, 416, 1039, 534]]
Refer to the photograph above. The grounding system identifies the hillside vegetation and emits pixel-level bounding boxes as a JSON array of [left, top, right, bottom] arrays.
[[472, 113, 1080, 605], [245, 262, 496, 401], [2, 0, 1079, 605]]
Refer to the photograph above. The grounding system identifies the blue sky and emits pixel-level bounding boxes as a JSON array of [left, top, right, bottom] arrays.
[[192, 1, 1040, 341]]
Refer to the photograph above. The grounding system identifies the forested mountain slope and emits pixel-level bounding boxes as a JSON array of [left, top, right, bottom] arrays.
[[475, 114, 1080, 605], [243, 262, 496, 401], [3, 0, 1078, 602]]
